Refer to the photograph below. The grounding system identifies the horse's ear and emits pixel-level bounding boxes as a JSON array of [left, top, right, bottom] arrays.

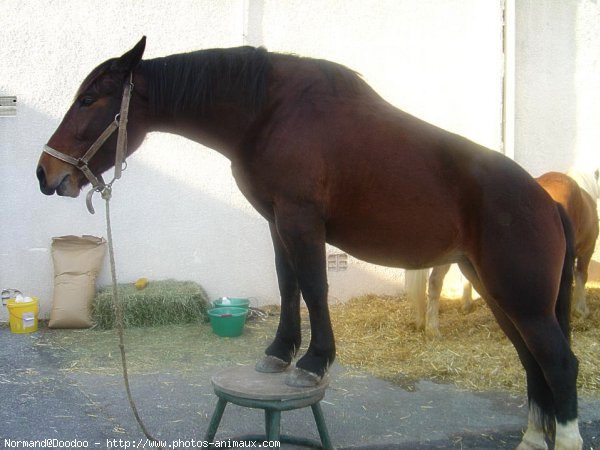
[[111, 36, 146, 73]]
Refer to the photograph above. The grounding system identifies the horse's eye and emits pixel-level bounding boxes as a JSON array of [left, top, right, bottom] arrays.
[[80, 96, 96, 107]]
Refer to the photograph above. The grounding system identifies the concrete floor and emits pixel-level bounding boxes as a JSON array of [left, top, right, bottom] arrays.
[[1, 325, 598, 449]]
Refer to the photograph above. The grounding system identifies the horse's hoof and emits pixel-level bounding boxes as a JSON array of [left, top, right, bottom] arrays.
[[461, 303, 474, 314], [255, 355, 290, 373], [285, 367, 322, 387], [414, 320, 425, 332], [515, 438, 548, 450], [572, 306, 589, 319], [425, 327, 441, 339]]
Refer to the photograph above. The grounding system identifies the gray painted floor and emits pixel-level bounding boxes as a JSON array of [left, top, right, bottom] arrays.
[[1, 326, 598, 449]]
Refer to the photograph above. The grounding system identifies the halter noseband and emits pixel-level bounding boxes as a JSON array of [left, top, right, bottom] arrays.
[[43, 73, 134, 214]]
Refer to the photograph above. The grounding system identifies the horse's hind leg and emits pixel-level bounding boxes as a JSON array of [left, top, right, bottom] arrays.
[[461, 280, 474, 313], [458, 260, 550, 449], [510, 314, 581, 450], [256, 222, 302, 373], [458, 259, 581, 450]]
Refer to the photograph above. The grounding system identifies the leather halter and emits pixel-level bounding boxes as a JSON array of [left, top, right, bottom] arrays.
[[43, 73, 134, 213]]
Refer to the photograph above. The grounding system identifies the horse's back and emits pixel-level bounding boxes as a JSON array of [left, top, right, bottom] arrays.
[[536, 172, 581, 213]]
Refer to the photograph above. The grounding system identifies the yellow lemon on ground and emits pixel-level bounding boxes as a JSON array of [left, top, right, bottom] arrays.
[[134, 278, 149, 290]]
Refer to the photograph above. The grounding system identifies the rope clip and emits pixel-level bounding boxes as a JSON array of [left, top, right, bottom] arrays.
[[85, 184, 111, 215]]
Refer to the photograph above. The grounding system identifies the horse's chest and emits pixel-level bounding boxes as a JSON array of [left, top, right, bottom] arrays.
[[231, 165, 275, 221]]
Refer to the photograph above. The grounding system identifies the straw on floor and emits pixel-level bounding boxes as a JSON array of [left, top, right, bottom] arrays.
[[66, 281, 598, 397], [330, 286, 600, 396]]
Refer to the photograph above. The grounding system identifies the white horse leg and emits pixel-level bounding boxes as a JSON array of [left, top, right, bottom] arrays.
[[516, 403, 583, 450], [572, 259, 590, 318], [425, 264, 451, 337], [554, 419, 583, 450], [405, 269, 428, 330], [516, 403, 548, 450], [572, 271, 588, 318], [461, 280, 474, 313]]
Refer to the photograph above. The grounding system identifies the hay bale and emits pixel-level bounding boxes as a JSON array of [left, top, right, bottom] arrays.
[[92, 279, 209, 329]]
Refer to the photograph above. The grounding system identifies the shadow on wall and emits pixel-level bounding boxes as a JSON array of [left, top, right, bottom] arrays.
[[2, 102, 407, 319], [117, 135, 406, 305]]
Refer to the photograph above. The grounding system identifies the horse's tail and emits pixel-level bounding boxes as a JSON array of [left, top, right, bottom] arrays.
[[555, 202, 576, 342]]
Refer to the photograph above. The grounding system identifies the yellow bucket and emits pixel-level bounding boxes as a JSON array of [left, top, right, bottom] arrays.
[[7, 297, 39, 334]]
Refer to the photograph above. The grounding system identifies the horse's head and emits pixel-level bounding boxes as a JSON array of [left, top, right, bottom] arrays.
[[37, 37, 147, 197]]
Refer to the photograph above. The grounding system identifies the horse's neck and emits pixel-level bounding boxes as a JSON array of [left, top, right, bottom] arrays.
[[138, 50, 269, 160], [148, 105, 255, 160], [142, 92, 256, 160]]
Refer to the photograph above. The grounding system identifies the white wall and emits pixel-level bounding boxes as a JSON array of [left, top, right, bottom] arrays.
[[511, 0, 600, 273], [513, 0, 600, 176], [10, 0, 585, 319], [1, 0, 258, 319]]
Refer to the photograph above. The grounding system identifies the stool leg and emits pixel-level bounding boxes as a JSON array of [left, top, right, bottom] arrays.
[[264, 409, 281, 442], [205, 397, 227, 443], [311, 402, 333, 450]]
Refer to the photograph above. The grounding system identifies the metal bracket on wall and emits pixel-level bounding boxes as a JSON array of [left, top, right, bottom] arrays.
[[0, 96, 17, 117]]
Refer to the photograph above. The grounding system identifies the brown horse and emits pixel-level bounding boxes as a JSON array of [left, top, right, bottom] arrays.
[[540, 172, 599, 318], [409, 170, 599, 338], [37, 38, 582, 449]]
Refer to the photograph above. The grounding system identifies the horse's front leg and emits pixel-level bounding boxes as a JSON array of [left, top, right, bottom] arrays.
[[273, 204, 335, 387], [256, 223, 302, 373], [426, 264, 451, 337]]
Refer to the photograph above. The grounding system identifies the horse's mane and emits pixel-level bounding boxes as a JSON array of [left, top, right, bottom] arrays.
[[77, 46, 372, 118], [140, 46, 271, 117], [293, 55, 374, 98], [139, 47, 371, 118]]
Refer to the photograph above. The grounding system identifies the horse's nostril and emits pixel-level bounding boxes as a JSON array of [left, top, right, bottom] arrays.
[[36, 165, 46, 186]]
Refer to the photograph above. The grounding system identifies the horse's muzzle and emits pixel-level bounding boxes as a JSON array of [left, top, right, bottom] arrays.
[[36, 165, 78, 197], [37, 165, 54, 195]]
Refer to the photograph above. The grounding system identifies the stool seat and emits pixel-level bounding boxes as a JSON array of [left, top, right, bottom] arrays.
[[205, 365, 333, 449], [211, 365, 328, 401]]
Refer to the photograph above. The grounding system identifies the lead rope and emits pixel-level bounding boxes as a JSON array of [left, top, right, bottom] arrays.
[[102, 186, 164, 449]]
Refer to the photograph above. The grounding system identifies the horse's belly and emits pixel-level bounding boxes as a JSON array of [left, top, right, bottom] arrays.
[[326, 212, 463, 270]]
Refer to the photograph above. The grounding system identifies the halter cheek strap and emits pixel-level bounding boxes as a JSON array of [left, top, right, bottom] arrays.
[[43, 117, 118, 188], [42, 73, 134, 214]]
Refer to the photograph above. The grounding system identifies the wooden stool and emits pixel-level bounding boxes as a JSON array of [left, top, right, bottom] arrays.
[[205, 365, 333, 449]]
